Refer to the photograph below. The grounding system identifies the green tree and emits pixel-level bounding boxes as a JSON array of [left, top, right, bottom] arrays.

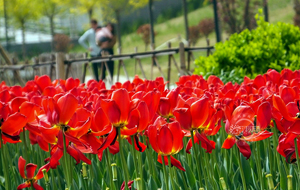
[[99, 0, 148, 49], [7, 0, 41, 58], [39, 0, 66, 50], [65, 0, 99, 20]]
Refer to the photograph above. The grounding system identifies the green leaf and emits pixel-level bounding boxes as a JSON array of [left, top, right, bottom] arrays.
[[148, 176, 158, 190], [183, 161, 196, 188]]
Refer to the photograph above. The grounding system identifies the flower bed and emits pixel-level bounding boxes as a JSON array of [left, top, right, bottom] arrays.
[[0, 68, 300, 189]]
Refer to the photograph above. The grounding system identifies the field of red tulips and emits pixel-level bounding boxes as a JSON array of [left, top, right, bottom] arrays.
[[1, 68, 300, 190]]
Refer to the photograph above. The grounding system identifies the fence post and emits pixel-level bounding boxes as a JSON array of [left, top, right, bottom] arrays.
[[167, 42, 172, 89], [179, 42, 186, 75], [56, 52, 65, 80]]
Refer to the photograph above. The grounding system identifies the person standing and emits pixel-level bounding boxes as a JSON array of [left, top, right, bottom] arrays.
[[97, 23, 116, 81], [78, 19, 101, 81]]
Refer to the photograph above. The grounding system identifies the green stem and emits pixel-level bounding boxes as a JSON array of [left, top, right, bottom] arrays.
[[256, 142, 264, 189], [272, 125, 287, 189], [161, 156, 169, 190], [48, 143, 58, 190], [294, 138, 300, 177], [88, 154, 94, 180], [266, 137, 274, 176], [105, 149, 114, 190], [1, 140, 11, 190], [117, 127, 130, 190], [130, 135, 139, 178], [191, 131, 203, 188], [204, 147, 216, 189], [168, 156, 176, 190], [22, 128, 29, 161], [138, 146, 144, 189], [236, 146, 247, 190], [179, 169, 189, 190], [62, 133, 70, 188]]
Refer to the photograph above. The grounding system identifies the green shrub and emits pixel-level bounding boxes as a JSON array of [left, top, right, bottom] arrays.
[[194, 10, 300, 78]]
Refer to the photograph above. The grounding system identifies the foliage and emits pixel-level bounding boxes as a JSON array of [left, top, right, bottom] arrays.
[[136, 24, 157, 50], [188, 25, 201, 46], [53, 34, 73, 52], [199, 18, 214, 38], [99, 0, 148, 23], [194, 11, 300, 78], [216, 0, 261, 34], [7, 0, 41, 27], [66, 0, 99, 19]]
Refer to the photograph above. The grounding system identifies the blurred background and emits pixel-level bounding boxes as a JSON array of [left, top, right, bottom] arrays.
[[0, 0, 295, 86], [0, 0, 293, 59]]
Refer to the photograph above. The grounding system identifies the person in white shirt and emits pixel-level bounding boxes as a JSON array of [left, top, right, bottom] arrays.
[[78, 19, 101, 81]]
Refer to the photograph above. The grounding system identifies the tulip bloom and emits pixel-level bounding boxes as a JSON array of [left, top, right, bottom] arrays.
[[0, 102, 27, 147], [222, 105, 273, 159], [157, 87, 180, 119], [18, 156, 50, 190], [148, 120, 185, 171], [174, 96, 220, 153]]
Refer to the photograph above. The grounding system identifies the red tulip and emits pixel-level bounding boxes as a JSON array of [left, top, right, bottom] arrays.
[[17, 156, 50, 190], [148, 120, 185, 170], [222, 105, 273, 159]]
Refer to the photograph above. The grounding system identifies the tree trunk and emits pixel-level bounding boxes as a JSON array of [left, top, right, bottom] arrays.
[[88, 8, 93, 21], [182, 0, 189, 41], [212, 0, 221, 42], [3, 0, 9, 50], [294, 0, 300, 27], [116, 10, 122, 49], [49, 15, 55, 51], [21, 21, 26, 59], [148, 0, 155, 46], [263, 0, 269, 22]]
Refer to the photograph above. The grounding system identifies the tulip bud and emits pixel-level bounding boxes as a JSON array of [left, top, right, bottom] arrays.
[[111, 163, 117, 181], [105, 188, 109, 190], [82, 163, 88, 180], [266, 174, 274, 189], [287, 175, 293, 190], [135, 178, 142, 190], [220, 177, 227, 190], [42, 169, 49, 185]]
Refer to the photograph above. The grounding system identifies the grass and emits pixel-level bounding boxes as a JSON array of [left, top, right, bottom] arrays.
[[70, 0, 294, 85]]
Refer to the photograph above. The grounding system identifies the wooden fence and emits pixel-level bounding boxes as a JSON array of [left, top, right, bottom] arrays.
[[0, 42, 214, 88]]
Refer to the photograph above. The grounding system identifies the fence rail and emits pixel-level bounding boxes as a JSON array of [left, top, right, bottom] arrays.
[[0, 42, 214, 88]]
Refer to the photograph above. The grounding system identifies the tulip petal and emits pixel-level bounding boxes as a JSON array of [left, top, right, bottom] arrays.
[[257, 102, 272, 130], [157, 155, 185, 171], [148, 125, 160, 154], [157, 125, 173, 155], [1, 112, 27, 135], [288, 120, 300, 135], [57, 93, 78, 124], [26, 163, 37, 179], [17, 182, 31, 190], [243, 131, 273, 142], [111, 89, 130, 123], [273, 95, 295, 121], [190, 97, 209, 128], [101, 99, 121, 126], [33, 183, 44, 190], [98, 127, 117, 152], [173, 108, 192, 131], [236, 140, 251, 160], [222, 136, 236, 149], [18, 156, 26, 179], [168, 121, 184, 153]]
